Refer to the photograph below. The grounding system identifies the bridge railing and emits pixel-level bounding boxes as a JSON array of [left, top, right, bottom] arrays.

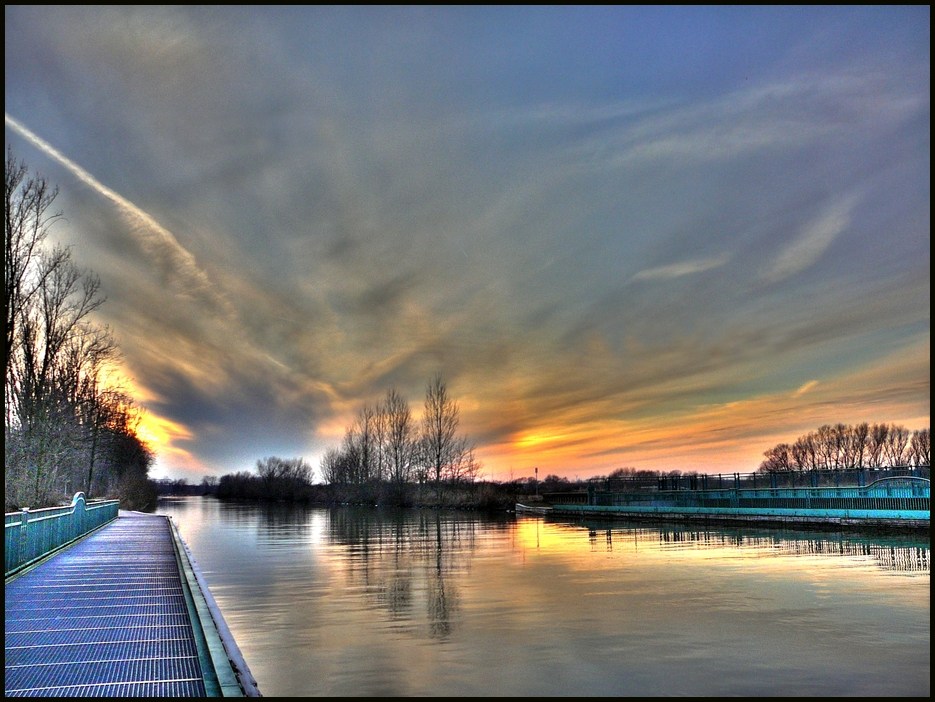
[[590, 465, 930, 494], [4, 492, 120, 577]]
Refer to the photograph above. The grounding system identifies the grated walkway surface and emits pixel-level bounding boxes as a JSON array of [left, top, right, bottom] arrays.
[[4, 514, 208, 697]]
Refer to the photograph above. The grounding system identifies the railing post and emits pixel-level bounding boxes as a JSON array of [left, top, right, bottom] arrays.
[[19, 508, 29, 568]]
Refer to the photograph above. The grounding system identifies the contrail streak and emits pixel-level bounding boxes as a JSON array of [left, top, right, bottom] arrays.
[[5, 113, 230, 314]]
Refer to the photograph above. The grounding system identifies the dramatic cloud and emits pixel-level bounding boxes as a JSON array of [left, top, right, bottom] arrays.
[[5, 6, 929, 482]]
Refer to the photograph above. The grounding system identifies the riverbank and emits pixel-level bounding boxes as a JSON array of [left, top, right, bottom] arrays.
[[175, 466, 931, 535], [212, 478, 524, 512]]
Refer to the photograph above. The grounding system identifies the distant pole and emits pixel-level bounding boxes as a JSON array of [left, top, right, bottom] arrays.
[[535, 467, 538, 496]]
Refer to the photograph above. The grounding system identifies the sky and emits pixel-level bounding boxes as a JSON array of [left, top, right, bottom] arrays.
[[4, 6, 930, 484]]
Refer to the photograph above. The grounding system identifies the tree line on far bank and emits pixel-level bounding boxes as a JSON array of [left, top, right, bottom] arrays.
[[4, 148, 156, 511], [213, 410, 931, 510], [758, 422, 930, 473], [216, 375, 492, 507]]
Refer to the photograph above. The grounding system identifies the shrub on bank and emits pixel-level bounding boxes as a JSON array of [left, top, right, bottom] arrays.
[[213, 473, 519, 512]]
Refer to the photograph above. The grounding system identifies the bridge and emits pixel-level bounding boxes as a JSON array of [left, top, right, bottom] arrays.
[[542, 466, 930, 529], [4, 494, 259, 697]]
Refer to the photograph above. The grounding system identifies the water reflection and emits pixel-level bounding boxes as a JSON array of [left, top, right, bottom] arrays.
[[322, 508, 512, 641], [157, 498, 929, 697], [568, 519, 930, 574]]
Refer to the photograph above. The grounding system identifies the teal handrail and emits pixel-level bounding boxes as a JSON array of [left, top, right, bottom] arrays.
[[4, 492, 120, 577]]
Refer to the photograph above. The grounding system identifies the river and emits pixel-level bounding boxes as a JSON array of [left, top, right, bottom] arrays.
[[156, 496, 930, 696]]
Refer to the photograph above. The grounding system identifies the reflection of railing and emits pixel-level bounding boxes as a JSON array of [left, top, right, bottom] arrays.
[[583, 523, 931, 573], [4, 492, 120, 577]]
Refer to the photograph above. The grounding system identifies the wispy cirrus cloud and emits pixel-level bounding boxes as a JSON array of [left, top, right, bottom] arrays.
[[762, 194, 858, 284], [632, 253, 731, 282], [569, 67, 928, 176], [4, 113, 233, 318], [793, 380, 819, 397]]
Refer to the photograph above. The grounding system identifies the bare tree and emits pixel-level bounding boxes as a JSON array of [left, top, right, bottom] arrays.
[[5, 146, 64, 403], [850, 422, 869, 469], [831, 423, 854, 469], [352, 403, 379, 484], [84, 387, 140, 496], [867, 423, 889, 468], [760, 421, 926, 476], [9, 254, 105, 421], [371, 400, 388, 484], [759, 443, 794, 472], [53, 322, 120, 496], [909, 428, 930, 467], [815, 425, 839, 469], [257, 456, 313, 482], [256, 456, 313, 500], [383, 387, 415, 489], [419, 374, 477, 499], [200, 475, 218, 495], [341, 425, 365, 485], [4, 150, 151, 509], [6, 251, 109, 504], [791, 434, 818, 470], [421, 374, 459, 499], [319, 376, 478, 504], [321, 446, 348, 486], [882, 425, 910, 467], [446, 436, 481, 485]]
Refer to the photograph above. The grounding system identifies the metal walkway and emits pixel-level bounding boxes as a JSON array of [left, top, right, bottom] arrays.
[[5, 513, 254, 697]]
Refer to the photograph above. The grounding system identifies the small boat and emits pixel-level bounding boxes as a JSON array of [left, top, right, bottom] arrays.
[[515, 503, 552, 515]]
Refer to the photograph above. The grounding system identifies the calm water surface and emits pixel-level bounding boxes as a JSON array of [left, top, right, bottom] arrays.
[[157, 497, 930, 696]]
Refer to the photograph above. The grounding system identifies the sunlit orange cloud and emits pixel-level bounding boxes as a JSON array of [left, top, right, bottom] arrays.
[[470, 340, 930, 482], [133, 411, 188, 453], [141, 416, 212, 482], [315, 411, 358, 446], [97, 368, 210, 481]]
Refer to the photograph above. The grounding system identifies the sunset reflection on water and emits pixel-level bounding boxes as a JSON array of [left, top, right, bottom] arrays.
[[159, 497, 929, 697]]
